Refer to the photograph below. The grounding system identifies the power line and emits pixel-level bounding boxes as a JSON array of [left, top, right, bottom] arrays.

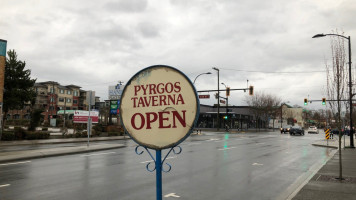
[[220, 68, 326, 74]]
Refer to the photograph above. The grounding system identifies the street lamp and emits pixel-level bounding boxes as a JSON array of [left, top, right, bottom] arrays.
[[193, 72, 212, 84], [312, 33, 354, 148], [213, 67, 220, 130], [221, 83, 229, 131]]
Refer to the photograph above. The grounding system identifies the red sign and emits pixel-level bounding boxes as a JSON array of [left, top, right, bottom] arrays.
[[198, 95, 210, 99], [120, 65, 199, 150], [73, 110, 99, 123], [220, 100, 226, 104]]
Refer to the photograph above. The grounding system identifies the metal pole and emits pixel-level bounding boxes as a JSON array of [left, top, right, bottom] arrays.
[[63, 97, 66, 130], [87, 91, 92, 147], [217, 70, 220, 130], [156, 150, 162, 200], [348, 36, 354, 148]]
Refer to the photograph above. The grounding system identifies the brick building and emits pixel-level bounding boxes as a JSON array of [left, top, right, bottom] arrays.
[[6, 81, 98, 122]]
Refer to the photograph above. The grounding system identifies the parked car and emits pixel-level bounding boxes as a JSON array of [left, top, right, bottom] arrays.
[[290, 126, 305, 135], [280, 125, 292, 134], [307, 126, 318, 134]]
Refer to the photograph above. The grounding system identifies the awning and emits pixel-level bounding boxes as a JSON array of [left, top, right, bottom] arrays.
[[57, 110, 76, 115]]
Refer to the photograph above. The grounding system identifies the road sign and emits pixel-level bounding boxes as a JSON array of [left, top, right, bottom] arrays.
[[220, 100, 225, 104], [120, 65, 199, 150], [325, 128, 330, 139], [73, 110, 99, 123], [198, 94, 210, 99]]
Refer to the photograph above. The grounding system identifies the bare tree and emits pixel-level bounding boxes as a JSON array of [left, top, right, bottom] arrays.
[[245, 92, 282, 130], [325, 30, 347, 180]]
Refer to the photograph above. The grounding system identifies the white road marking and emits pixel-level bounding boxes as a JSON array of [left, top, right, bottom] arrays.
[[207, 138, 219, 141], [252, 163, 263, 166], [140, 156, 176, 164], [189, 142, 202, 145], [218, 147, 237, 150], [81, 152, 116, 157], [0, 161, 31, 166], [164, 193, 180, 198], [0, 184, 10, 188]]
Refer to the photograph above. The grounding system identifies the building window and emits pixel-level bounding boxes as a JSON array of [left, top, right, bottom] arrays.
[[60, 89, 64, 94], [50, 88, 55, 93], [73, 91, 78, 96], [59, 98, 64, 102], [66, 98, 72, 103], [67, 90, 72, 95], [73, 99, 78, 104], [50, 97, 55, 102]]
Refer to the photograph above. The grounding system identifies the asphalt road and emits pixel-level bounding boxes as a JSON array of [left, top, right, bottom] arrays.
[[0, 131, 336, 200]]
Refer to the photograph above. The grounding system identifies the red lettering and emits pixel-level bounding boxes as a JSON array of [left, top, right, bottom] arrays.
[[143, 96, 151, 107], [157, 83, 165, 94], [149, 84, 157, 95], [131, 113, 145, 130], [131, 97, 138, 108], [158, 111, 171, 128], [165, 82, 174, 93], [134, 86, 141, 96], [167, 94, 176, 105], [152, 96, 158, 106], [146, 112, 158, 129], [137, 97, 145, 107], [176, 94, 185, 105], [140, 84, 149, 95], [174, 82, 181, 93], [172, 110, 186, 128], [159, 95, 167, 106]]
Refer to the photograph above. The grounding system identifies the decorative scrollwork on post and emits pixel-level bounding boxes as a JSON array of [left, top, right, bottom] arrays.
[[135, 145, 182, 173]]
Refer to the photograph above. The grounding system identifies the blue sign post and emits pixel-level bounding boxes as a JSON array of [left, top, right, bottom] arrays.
[[0, 39, 6, 57], [120, 65, 200, 200]]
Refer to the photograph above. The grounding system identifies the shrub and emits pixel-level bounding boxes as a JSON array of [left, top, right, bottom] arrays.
[[25, 131, 50, 140], [108, 132, 120, 137], [14, 127, 26, 140], [1, 131, 15, 141]]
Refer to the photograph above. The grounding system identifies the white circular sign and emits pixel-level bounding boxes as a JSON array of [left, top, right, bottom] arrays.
[[120, 65, 199, 150]]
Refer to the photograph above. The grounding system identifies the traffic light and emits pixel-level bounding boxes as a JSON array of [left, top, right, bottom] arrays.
[[304, 98, 308, 105], [249, 86, 254, 95], [322, 98, 326, 105], [223, 115, 228, 120], [226, 87, 230, 96]]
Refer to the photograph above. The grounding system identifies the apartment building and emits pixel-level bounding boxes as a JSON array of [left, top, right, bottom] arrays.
[[7, 81, 98, 122]]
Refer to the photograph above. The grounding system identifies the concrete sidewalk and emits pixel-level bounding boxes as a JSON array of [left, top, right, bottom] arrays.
[[0, 136, 127, 164], [292, 136, 356, 200]]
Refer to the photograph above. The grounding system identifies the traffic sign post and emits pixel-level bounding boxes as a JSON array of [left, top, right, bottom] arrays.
[[325, 128, 330, 146], [120, 65, 199, 200]]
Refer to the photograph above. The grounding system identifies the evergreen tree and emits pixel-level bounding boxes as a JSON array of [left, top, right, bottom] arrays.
[[3, 50, 37, 123]]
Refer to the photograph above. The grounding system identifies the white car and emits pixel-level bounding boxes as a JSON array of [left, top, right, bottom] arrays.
[[307, 126, 318, 134]]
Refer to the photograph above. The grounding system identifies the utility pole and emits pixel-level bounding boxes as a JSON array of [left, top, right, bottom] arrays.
[[0, 39, 6, 139], [213, 67, 220, 130]]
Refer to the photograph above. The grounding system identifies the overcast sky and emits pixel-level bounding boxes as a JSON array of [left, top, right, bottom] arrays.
[[1, 0, 355, 110]]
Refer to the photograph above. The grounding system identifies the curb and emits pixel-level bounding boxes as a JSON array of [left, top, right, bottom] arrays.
[[312, 144, 338, 149], [0, 136, 129, 146], [0, 144, 125, 164]]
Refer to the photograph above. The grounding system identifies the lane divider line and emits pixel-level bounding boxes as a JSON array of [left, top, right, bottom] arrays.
[[218, 147, 237, 150], [0, 161, 31, 166], [140, 156, 176, 164], [81, 152, 116, 157], [0, 184, 10, 188]]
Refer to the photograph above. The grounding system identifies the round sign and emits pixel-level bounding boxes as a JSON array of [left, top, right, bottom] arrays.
[[120, 65, 199, 150]]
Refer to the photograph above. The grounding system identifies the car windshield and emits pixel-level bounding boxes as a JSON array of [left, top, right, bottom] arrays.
[[309, 126, 316, 129], [283, 125, 292, 128], [292, 126, 301, 129]]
